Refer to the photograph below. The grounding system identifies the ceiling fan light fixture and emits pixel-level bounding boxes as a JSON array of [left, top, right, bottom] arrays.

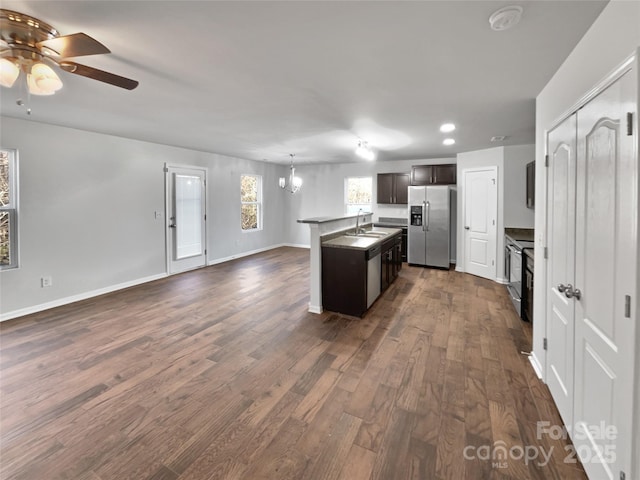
[[30, 62, 63, 93], [27, 73, 55, 95], [0, 57, 19, 88]]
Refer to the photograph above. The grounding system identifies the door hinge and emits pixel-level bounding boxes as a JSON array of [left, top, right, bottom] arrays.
[[204, 214, 207, 221], [543, 338, 548, 350], [627, 113, 633, 136], [492, 260, 495, 266], [163, 166, 169, 173], [545, 155, 549, 167], [204, 249, 207, 255], [624, 295, 631, 318], [620, 471, 625, 480], [544, 247, 548, 259]]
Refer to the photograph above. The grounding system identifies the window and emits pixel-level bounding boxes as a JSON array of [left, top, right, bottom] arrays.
[[0, 149, 18, 269], [345, 176, 372, 215], [241, 174, 262, 231]]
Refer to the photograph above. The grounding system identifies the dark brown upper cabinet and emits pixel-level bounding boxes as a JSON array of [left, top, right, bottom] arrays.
[[377, 173, 410, 204], [410, 164, 457, 186], [526, 161, 535, 208]]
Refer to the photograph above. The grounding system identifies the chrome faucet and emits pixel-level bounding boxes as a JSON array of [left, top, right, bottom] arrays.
[[355, 208, 364, 236]]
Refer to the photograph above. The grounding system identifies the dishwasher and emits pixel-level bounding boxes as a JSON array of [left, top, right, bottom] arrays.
[[366, 244, 381, 308]]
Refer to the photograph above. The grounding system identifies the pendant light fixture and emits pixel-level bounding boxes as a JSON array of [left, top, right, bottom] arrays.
[[279, 154, 303, 194]]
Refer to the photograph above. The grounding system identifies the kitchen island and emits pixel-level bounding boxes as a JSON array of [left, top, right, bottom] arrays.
[[298, 213, 373, 314], [322, 226, 402, 317]]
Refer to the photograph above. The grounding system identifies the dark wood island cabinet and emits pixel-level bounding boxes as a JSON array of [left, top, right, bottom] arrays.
[[322, 229, 402, 317]]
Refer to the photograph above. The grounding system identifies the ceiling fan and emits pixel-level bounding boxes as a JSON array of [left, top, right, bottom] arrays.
[[0, 8, 138, 98]]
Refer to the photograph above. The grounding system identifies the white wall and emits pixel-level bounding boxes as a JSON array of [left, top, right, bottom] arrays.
[[0, 117, 287, 318], [503, 144, 535, 228], [534, 0, 640, 475], [287, 157, 456, 246]]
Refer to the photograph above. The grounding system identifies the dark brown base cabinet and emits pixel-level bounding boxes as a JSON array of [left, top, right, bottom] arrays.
[[410, 164, 456, 185], [322, 247, 367, 317], [322, 232, 403, 317], [377, 173, 410, 204], [381, 234, 402, 292]]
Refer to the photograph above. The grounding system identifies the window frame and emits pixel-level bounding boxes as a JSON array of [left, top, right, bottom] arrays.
[[344, 176, 373, 215], [240, 174, 263, 232], [0, 148, 19, 270]]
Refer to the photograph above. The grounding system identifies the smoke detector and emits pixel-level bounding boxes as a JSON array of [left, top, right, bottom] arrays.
[[489, 6, 523, 31]]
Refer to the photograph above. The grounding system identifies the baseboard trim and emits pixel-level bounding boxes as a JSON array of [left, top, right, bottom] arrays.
[[283, 243, 310, 249], [308, 304, 323, 314], [529, 352, 544, 380], [0, 273, 168, 322]]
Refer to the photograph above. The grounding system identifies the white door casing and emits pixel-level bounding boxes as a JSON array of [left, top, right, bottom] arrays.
[[572, 69, 636, 480], [165, 165, 207, 274], [545, 113, 577, 430], [463, 167, 497, 280]]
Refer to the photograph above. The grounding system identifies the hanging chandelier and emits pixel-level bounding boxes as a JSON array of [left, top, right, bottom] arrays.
[[279, 154, 303, 194]]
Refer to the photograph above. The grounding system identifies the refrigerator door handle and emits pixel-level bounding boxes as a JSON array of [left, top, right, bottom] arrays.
[[422, 201, 427, 231], [425, 201, 430, 231]]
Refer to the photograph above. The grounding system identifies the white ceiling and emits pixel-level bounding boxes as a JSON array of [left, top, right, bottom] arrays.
[[0, 1, 607, 165]]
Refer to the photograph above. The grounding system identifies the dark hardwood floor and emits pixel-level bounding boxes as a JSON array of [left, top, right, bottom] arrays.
[[0, 247, 586, 479]]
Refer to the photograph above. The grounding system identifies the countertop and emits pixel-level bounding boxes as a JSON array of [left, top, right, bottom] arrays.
[[322, 227, 402, 251], [504, 228, 534, 242]]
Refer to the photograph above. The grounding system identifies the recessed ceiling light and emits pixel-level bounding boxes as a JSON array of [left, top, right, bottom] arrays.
[[489, 6, 523, 31], [443, 138, 455, 146], [440, 123, 456, 133], [491, 135, 507, 142]]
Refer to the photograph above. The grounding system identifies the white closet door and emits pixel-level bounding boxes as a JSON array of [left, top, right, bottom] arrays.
[[545, 113, 577, 429], [573, 69, 636, 480]]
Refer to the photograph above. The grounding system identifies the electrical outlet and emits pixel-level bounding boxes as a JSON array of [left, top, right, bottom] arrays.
[[41, 276, 53, 288]]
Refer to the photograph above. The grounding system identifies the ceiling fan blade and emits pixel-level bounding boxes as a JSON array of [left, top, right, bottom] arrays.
[[59, 61, 138, 90], [38, 33, 110, 57]]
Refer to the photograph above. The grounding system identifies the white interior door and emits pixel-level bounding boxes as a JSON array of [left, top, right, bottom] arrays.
[[572, 70, 636, 480], [545, 113, 577, 430], [463, 167, 497, 280], [166, 165, 207, 274]]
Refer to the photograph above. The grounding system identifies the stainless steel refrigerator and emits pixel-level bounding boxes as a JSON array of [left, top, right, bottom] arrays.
[[408, 185, 450, 268]]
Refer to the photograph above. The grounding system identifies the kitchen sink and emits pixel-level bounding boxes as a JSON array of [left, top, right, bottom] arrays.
[[345, 231, 388, 238]]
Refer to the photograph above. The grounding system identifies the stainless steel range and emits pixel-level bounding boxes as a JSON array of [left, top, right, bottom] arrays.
[[505, 234, 534, 317]]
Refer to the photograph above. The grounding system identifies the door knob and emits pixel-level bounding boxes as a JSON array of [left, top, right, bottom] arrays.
[[169, 223, 177, 228], [464, 226, 470, 230], [557, 284, 567, 293], [564, 284, 582, 300]]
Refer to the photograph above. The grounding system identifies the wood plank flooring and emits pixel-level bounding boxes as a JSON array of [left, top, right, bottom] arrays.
[[0, 247, 586, 479]]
